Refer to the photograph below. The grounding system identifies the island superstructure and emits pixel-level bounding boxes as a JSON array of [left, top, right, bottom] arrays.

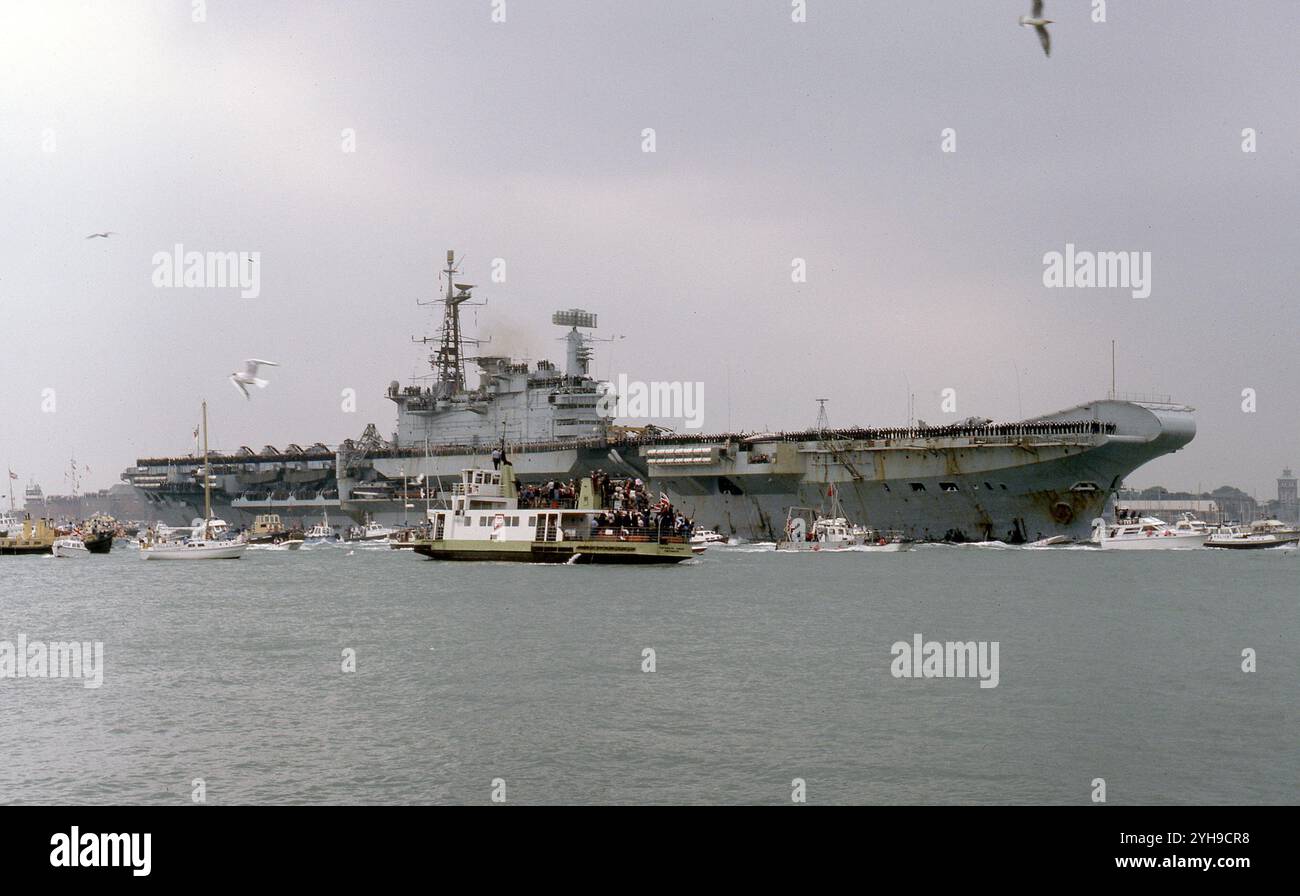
[[120, 250, 1197, 543]]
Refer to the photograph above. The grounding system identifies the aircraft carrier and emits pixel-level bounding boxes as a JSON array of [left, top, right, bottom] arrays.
[[120, 250, 1196, 542]]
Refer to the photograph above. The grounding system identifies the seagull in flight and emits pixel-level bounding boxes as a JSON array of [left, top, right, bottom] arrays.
[[1020, 0, 1052, 57], [229, 358, 279, 399], [85, 232, 117, 239]]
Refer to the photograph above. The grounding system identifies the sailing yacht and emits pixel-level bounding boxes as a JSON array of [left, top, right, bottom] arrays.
[[140, 401, 247, 560]]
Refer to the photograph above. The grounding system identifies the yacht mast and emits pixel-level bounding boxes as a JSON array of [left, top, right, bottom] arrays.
[[202, 400, 211, 529]]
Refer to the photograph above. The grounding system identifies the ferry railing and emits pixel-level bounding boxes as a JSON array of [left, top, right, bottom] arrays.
[[587, 527, 688, 545]]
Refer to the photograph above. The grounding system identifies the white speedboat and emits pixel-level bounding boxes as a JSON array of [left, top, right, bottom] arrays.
[[53, 536, 90, 558], [1089, 516, 1205, 550], [1205, 519, 1300, 550], [690, 529, 728, 546]]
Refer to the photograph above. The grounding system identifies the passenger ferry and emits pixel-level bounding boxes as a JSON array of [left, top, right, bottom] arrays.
[[412, 468, 693, 564]]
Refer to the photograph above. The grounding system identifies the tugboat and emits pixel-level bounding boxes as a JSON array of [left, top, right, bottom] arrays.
[[412, 467, 693, 564], [0, 516, 57, 555], [246, 513, 303, 550]]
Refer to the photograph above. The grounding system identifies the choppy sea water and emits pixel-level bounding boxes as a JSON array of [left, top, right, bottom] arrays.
[[0, 541, 1295, 805]]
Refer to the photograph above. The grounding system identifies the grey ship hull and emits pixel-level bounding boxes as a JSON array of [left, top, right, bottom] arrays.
[[125, 399, 1193, 543], [641, 400, 1194, 543]]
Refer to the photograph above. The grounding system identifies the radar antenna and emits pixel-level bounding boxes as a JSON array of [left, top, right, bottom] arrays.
[[552, 308, 601, 377], [814, 398, 830, 434]]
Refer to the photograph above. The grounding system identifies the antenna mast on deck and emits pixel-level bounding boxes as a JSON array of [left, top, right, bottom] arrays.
[[815, 398, 830, 434], [414, 250, 483, 395]]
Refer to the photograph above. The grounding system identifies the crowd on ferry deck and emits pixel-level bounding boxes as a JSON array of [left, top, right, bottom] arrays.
[[516, 470, 695, 539]]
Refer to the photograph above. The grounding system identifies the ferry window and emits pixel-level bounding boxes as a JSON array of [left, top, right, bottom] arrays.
[[940, 482, 958, 492], [528, 516, 536, 526], [909, 483, 925, 492]]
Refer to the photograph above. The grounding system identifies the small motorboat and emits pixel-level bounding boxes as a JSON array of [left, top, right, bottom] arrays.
[[53, 537, 91, 558], [1204, 519, 1300, 550]]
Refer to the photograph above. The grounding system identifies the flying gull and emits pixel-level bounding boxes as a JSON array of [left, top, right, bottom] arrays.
[[229, 358, 279, 399], [85, 232, 117, 239], [1020, 0, 1052, 57]]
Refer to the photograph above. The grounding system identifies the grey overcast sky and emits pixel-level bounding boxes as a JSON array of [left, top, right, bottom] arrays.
[[1, 1, 1296, 499]]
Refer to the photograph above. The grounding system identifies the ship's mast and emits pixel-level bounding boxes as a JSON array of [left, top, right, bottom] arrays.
[[435, 251, 476, 391], [202, 400, 211, 532], [411, 250, 484, 397]]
